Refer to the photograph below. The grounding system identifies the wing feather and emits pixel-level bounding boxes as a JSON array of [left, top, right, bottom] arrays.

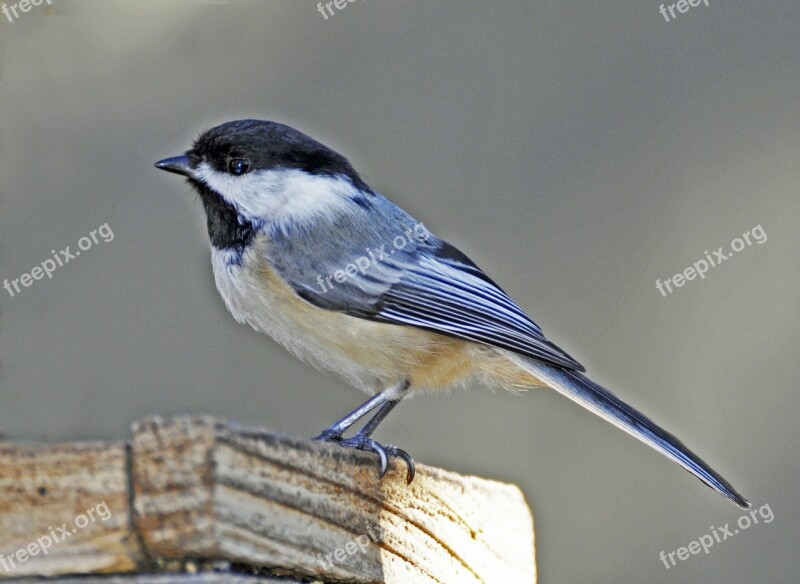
[[366, 249, 584, 371], [266, 210, 583, 371]]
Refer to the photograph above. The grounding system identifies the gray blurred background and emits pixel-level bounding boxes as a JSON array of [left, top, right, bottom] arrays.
[[1, 1, 798, 582]]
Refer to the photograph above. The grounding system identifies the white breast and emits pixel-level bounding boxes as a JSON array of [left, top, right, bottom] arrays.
[[210, 242, 405, 393]]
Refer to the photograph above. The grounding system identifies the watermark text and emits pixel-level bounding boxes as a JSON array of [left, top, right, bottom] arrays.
[[316, 222, 430, 293], [3, 222, 114, 299], [0, 501, 111, 573], [655, 224, 766, 297], [659, 503, 774, 569]]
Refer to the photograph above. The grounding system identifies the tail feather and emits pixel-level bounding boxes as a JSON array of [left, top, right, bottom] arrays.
[[514, 357, 750, 508]]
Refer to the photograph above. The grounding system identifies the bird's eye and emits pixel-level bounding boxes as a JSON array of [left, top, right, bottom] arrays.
[[227, 158, 251, 175]]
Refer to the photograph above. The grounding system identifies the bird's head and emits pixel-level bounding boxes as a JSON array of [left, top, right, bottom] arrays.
[[155, 119, 372, 247]]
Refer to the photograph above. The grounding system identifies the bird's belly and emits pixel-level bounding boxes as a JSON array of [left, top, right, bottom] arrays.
[[211, 246, 481, 393]]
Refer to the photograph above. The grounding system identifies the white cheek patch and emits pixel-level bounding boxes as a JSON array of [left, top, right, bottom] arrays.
[[194, 163, 356, 228]]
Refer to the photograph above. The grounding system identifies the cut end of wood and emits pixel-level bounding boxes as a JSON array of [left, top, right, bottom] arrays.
[[0, 415, 536, 583]]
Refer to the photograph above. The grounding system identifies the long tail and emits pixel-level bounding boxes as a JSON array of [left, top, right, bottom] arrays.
[[512, 356, 750, 508]]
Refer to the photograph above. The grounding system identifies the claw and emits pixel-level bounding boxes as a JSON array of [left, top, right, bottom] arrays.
[[371, 440, 389, 478], [338, 435, 390, 478], [386, 446, 416, 484], [324, 433, 416, 483]]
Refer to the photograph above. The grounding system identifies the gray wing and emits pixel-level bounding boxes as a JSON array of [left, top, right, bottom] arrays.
[[268, 207, 584, 372]]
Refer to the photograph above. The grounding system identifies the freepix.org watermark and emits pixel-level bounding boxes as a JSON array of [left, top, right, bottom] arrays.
[[316, 524, 383, 569], [3, 223, 114, 299], [659, 503, 774, 570], [0, 501, 112, 573], [316, 0, 362, 20], [2, 0, 51, 24], [655, 224, 767, 297], [316, 222, 430, 293], [658, 0, 710, 23]]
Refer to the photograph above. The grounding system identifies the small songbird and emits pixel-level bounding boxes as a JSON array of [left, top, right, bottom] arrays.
[[155, 119, 749, 507]]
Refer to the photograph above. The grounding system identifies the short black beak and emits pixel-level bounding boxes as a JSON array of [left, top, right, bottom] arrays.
[[154, 155, 194, 177]]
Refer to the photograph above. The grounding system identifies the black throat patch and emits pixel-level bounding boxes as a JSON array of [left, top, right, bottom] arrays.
[[188, 178, 257, 254]]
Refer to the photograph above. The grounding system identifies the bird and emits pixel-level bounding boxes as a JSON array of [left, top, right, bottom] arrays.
[[155, 119, 749, 508]]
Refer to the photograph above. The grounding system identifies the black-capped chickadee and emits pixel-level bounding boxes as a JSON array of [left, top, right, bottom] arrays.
[[155, 119, 748, 507]]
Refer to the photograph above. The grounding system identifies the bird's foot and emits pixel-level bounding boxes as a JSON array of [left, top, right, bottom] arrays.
[[315, 432, 416, 484]]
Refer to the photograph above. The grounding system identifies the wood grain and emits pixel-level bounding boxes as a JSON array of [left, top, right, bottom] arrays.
[[0, 416, 536, 583], [0, 440, 141, 577]]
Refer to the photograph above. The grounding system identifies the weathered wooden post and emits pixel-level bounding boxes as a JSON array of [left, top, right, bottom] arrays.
[[0, 416, 536, 583]]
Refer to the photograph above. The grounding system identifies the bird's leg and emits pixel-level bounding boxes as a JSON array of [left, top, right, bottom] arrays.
[[313, 389, 393, 442], [315, 381, 416, 483], [356, 398, 402, 438]]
